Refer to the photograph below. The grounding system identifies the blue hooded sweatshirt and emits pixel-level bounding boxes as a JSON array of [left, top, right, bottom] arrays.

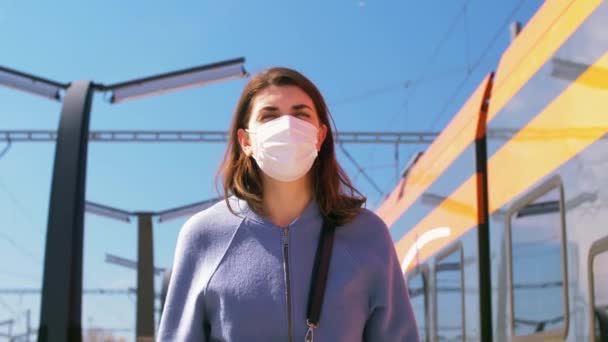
[[157, 198, 419, 341]]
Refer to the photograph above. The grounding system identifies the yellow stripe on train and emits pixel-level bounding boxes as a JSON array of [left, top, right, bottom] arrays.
[[394, 51, 608, 273]]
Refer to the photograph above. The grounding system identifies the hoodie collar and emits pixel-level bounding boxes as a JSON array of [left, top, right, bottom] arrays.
[[240, 198, 321, 229]]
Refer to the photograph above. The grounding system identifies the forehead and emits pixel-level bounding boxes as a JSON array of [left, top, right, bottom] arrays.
[[251, 85, 315, 109]]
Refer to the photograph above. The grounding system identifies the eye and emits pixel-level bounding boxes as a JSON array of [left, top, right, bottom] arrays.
[[294, 112, 310, 119], [260, 113, 279, 122]]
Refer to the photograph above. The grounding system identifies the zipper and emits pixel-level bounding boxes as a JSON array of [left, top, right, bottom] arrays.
[[282, 227, 293, 342]]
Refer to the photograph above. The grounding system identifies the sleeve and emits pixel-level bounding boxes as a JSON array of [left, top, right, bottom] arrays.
[[157, 221, 207, 342], [363, 224, 420, 342]]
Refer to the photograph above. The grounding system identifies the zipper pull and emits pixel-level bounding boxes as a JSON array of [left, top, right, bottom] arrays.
[[283, 228, 289, 245], [304, 326, 314, 342], [305, 320, 316, 342]]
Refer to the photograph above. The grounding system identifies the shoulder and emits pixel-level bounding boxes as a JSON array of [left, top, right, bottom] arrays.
[[342, 207, 388, 229], [336, 207, 396, 268], [176, 197, 246, 254], [338, 207, 391, 241]]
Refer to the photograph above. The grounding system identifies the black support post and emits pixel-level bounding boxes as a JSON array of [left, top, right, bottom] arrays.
[[476, 88, 493, 341], [137, 213, 155, 341], [476, 133, 493, 342], [38, 81, 94, 342]]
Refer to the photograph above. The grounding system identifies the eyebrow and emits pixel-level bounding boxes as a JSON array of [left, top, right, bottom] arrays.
[[259, 104, 313, 111], [292, 104, 313, 111]]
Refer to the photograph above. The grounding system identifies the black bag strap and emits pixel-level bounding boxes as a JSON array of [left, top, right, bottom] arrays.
[[305, 219, 335, 341]]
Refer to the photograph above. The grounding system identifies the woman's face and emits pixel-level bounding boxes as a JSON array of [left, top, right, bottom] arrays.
[[238, 85, 327, 156]]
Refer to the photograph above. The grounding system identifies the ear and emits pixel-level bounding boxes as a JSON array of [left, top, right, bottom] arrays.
[[237, 128, 254, 157], [316, 124, 328, 151]]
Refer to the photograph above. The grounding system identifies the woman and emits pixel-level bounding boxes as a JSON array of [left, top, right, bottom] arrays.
[[158, 67, 419, 341]]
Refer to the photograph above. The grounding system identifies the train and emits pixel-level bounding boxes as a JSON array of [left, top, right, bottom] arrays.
[[376, 0, 608, 341]]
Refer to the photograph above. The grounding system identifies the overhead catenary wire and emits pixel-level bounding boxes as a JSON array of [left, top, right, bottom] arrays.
[[82, 327, 133, 333], [365, 0, 473, 197], [0, 139, 11, 160], [329, 66, 468, 109], [0, 296, 16, 317], [332, 0, 476, 110], [329, 1, 474, 119], [463, 3, 472, 73], [373, 0, 528, 194], [0, 288, 160, 297], [330, 82, 406, 107], [0, 232, 41, 266], [338, 143, 385, 196], [86, 294, 133, 328], [0, 178, 43, 233], [426, 0, 528, 131], [385, 0, 473, 126], [0, 269, 38, 282], [0, 179, 44, 265], [413, 0, 473, 84]]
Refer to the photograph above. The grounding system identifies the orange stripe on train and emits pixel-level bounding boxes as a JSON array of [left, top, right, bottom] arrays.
[[490, 0, 601, 122], [376, 74, 492, 227]]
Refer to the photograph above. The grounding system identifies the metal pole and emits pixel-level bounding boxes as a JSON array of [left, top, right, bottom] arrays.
[[0, 129, 440, 145], [136, 213, 155, 341], [339, 143, 384, 196], [476, 85, 493, 342], [38, 81, 94, 342], [510, 21, 522, 42], [26, 310, 30, 342], [394, 143, 399, 182], [0, 319, 14, 339]]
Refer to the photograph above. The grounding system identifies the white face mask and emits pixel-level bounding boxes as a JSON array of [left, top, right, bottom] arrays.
[[248, 115, 319, 182]]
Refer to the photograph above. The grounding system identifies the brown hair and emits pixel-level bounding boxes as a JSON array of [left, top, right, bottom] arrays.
[[218, 67, 366, 226]]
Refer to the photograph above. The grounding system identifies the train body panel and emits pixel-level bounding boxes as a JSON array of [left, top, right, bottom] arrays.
[[377, 74, 492, 341], [377, 1, 608, 340], [488, 1, 608, 340], [377, 73, 492, 231], [377, 74, 492, 274]]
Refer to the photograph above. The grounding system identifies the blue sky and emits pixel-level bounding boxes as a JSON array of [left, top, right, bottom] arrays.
[[0, 0, 542, 340]]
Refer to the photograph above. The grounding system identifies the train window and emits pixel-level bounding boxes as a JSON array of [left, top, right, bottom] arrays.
[[408, 266, 429, 342], [589, 237, 608, 342], [507, 178, 568, 341], [434, 244, 465, 341]]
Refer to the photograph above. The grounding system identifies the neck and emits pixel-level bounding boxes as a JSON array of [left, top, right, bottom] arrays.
[[262, 175, 313, 228]]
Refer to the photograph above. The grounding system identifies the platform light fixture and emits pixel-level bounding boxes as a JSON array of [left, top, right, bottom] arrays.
[[1, 58, 247, 342], [105, 58, 247, 103], [157, 197, 221, 223], [105, 253, 165, 276], [0, 66, 67, 101], [85, 201, 132, 223]]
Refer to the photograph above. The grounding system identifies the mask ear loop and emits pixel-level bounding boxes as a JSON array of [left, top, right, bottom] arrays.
[[243, 129, 256, 158]]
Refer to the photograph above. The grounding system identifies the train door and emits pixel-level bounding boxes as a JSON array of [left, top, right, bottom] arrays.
[[434, 243, 465, 341], [407, 265, 430, 342], [589, 236, 608, 342], [505, 176, 569, 341]]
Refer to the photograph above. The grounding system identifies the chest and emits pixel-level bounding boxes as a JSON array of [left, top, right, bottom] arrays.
[[203, 227, 370, 341]]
